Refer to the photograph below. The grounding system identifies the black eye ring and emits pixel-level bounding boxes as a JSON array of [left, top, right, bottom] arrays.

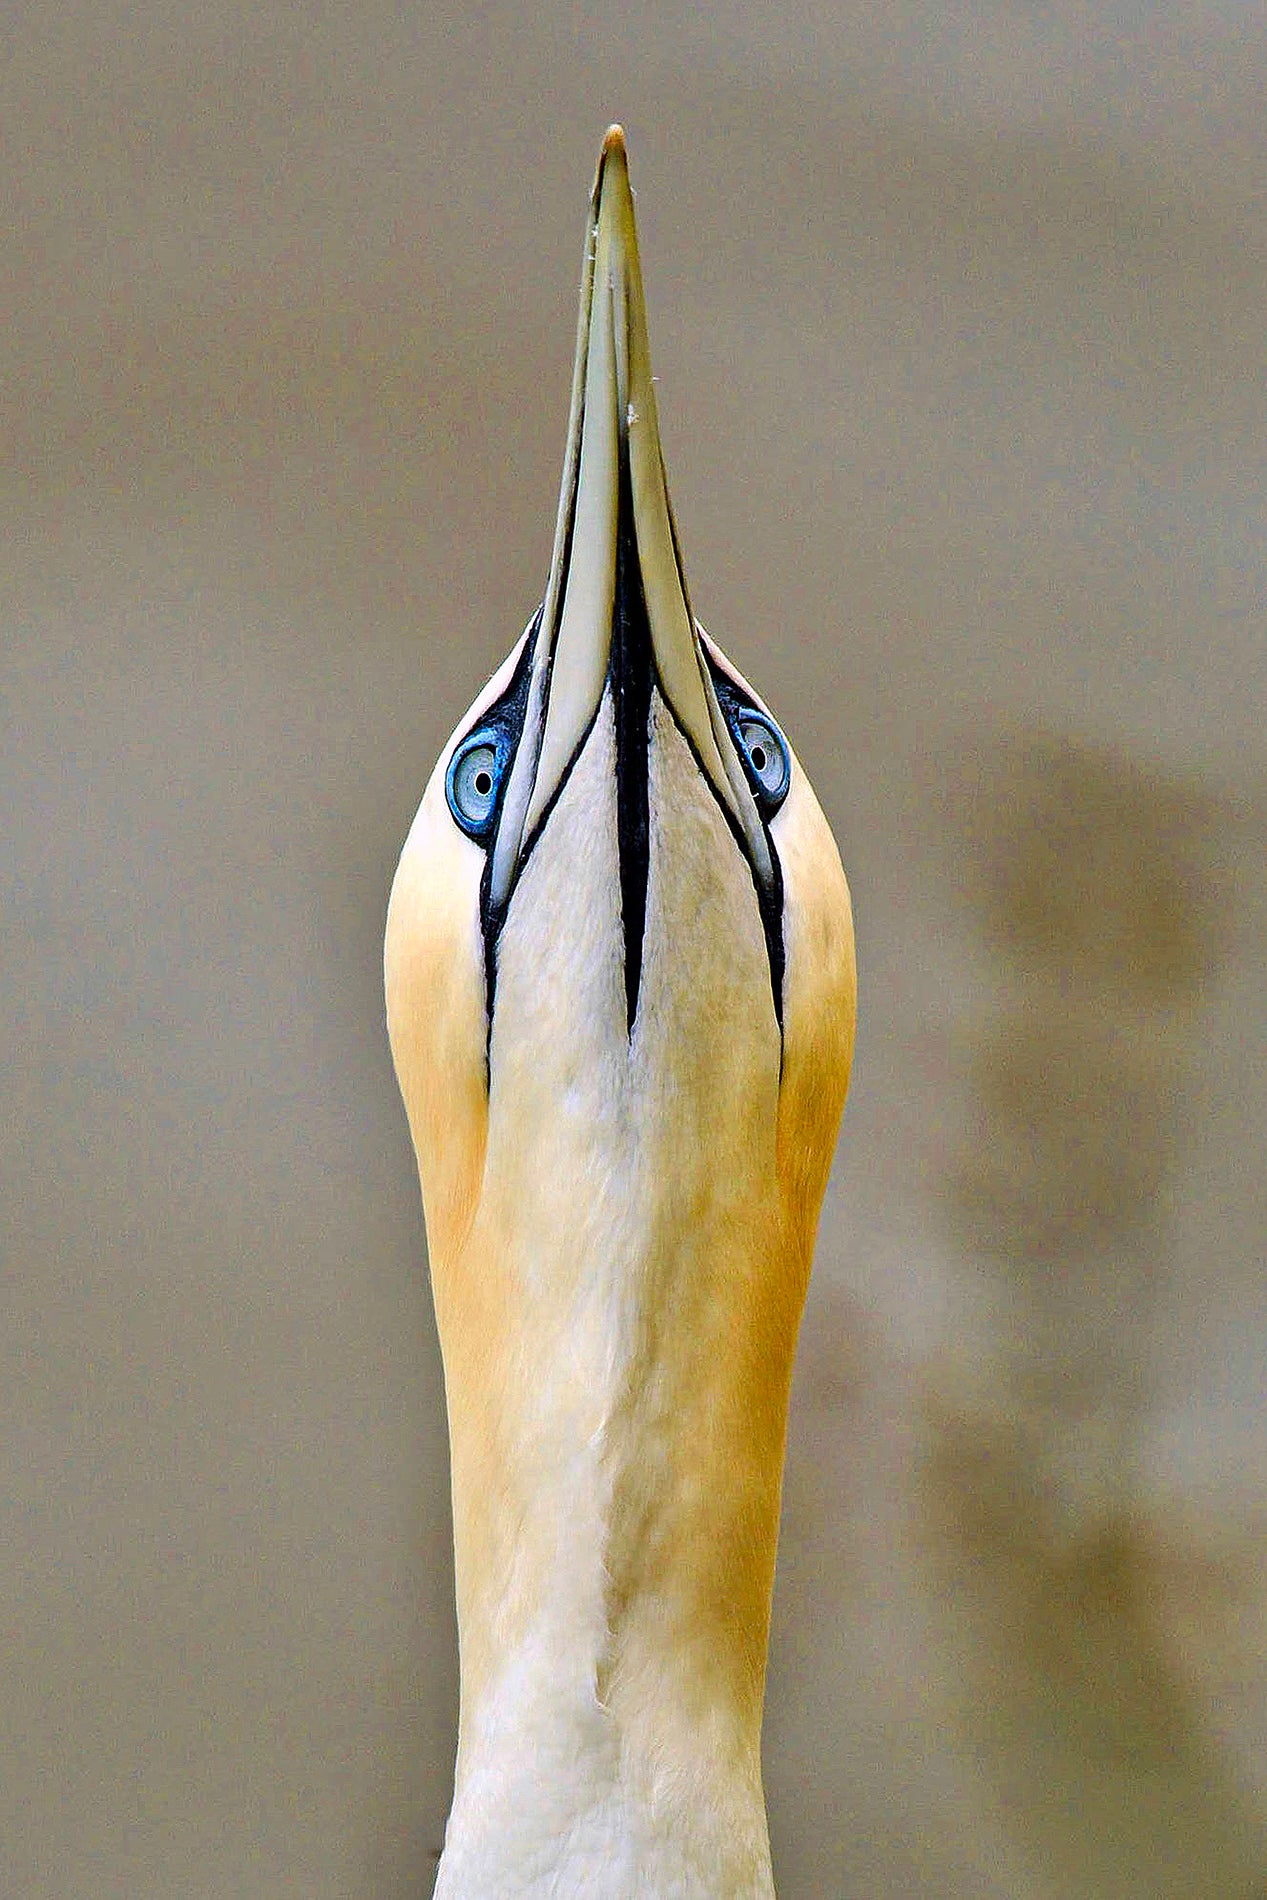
[[447, 732, 506, 839]]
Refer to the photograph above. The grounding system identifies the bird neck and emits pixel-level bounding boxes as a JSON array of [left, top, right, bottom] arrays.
[[429, 1043, 800, 1896]]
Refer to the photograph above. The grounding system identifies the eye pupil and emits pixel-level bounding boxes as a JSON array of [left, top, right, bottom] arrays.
[[750, 744, 767, 771], [474, 770, 492, 795]]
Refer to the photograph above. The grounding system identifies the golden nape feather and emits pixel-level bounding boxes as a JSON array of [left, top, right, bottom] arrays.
[[385, 126, 855, 1899]]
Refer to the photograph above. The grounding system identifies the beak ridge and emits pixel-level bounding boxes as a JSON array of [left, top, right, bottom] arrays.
[[489, 126, 772, 913]]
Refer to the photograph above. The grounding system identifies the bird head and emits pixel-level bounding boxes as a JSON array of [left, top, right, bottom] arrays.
[[385, 128, 854, 1751]]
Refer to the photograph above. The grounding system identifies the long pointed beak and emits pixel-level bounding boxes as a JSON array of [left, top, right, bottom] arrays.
[[488, 126, 772, 917]]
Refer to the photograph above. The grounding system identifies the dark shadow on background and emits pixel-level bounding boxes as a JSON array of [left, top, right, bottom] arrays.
[[922, 728, 1263, 1898]]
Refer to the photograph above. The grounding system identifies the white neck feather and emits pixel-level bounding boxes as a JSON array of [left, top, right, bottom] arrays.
[[434, 1439, 776, 1899]]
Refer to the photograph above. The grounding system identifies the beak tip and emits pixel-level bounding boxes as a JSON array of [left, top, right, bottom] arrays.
[[593, 124, 631, 204]]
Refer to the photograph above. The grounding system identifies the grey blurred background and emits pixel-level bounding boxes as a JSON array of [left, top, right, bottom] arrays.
[[4, 5, 1266, 1895]]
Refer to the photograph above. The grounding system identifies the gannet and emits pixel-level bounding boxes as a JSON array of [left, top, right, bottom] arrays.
[[385, 126, 856, 1899]]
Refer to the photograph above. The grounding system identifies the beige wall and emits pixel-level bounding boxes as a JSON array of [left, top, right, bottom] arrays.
[[5, 6, 1266, 1894]]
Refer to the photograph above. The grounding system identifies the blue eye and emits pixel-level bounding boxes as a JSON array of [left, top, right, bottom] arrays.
[[736, 713, 790, 808], [447, 734, 503, 838]]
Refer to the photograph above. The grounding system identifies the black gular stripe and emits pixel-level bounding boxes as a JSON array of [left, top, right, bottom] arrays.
[[612, 427, 654, 1037]]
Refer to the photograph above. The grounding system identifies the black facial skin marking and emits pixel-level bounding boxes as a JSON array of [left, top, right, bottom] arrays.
[[453, 591, 789, 1044], [701, 664, 788, 1028], [651, 673, 787, 1038], [470, 613, 539, 1013]]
